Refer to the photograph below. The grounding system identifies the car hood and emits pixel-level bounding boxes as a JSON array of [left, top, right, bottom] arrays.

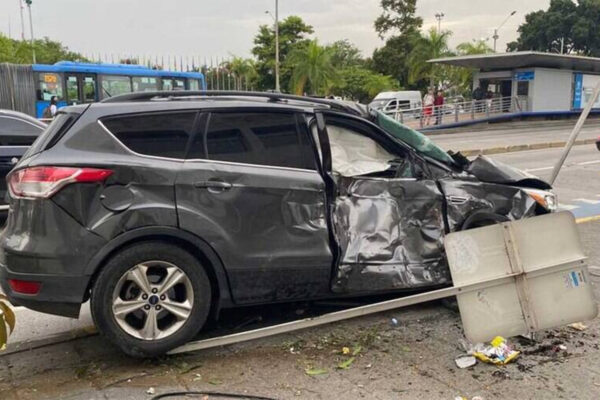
[[467, 155, 552, 190]]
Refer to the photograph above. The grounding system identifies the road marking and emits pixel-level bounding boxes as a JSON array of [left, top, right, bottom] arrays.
[[576, 215, 600, 224], [559, 204, 578, 211], [525, 158, 600, 173], [574, 198, 600, 205]]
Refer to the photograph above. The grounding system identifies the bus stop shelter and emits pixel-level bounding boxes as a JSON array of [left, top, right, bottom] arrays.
[[430, 51, 600, 113]]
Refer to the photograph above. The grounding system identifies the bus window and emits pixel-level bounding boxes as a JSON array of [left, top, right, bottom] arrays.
[[83, 76, 97, 102], [188, 79, 200, 90], [101, 75, 132, 98], [132, 76, 158, 92], [37, 73, 64, 101], [66, 76, 80, 104], [161, 79, 173, 91], [174, 79, 185, 90]]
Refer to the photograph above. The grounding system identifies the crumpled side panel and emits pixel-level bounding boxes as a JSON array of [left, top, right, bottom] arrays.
[[332, 177, 450, 293], [440, 179, 539, 231]]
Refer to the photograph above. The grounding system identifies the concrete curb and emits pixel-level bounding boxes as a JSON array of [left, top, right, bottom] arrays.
[[460, 138, 596, 157]]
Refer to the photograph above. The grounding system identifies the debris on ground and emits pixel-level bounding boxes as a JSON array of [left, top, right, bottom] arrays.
[[472, 336, 520, 365], [146, 387, 155, 395], [455, 355, 477, 369], [569, 322, 588, 331], [305, 367, 328, 376]]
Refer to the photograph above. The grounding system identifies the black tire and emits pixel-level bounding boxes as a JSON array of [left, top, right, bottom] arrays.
[[91, 241, 211, 357]]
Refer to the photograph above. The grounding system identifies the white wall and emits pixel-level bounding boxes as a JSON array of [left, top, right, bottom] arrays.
[[529, 68, 573, 112]]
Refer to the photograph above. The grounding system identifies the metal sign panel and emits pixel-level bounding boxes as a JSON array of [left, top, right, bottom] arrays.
[[445, 211, 597, 343]]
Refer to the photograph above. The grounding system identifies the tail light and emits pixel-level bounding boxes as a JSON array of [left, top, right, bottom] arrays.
[[8, 166, 113, 199], [8, 279, 41, 295]]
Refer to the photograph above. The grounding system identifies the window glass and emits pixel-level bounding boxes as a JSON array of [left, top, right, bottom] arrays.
[[200, 112, 316, 170], [102, 112, 197, 159], [83, 76, 96, 102], [66, 76, 80, 103], [189, 79, 200, 90], [132, 76, 158, 92], [161, 78, 173, 90], [37, 73, 63, 101], [174, 79, 185, 90], [101, 75, 131, 98]]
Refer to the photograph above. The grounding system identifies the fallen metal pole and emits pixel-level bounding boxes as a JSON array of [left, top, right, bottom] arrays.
[[169, 273, 521, 355], [550, 80, 600, 185]]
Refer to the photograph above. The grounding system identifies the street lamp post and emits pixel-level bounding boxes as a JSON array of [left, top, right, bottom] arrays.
[[18, 0, 25, 40], [265, 0, 280, 93], [493, 10, 517, 53], [25, 0, 35, 63], [435, 12, 445, 33]]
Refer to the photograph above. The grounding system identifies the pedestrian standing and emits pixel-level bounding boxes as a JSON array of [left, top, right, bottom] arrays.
[[42, 96, 58, 119], [423, 89, 434, 126], [434, 90, 445, 125]]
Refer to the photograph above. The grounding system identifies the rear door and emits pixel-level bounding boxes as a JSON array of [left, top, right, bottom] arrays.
[[314, 112, 451, 294], [175, 110, 333, 304]]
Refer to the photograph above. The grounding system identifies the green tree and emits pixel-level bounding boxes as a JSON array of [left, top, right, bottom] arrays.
[[370, 0, 423, 89], [506, 0, 600, 55], [222, 57, 257, 90], [374, 0, 423, 38], [251, 15, 314, 91], [0, 34, 86, 64], [407, 28, 453, 87], [287, 40, 339, 95], [331, 66, 398, 103], [327, 39, 364, 68], [452, 40, 493, 96]]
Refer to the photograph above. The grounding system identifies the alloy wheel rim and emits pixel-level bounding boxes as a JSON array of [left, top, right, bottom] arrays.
[[111, 261, 194, 341]]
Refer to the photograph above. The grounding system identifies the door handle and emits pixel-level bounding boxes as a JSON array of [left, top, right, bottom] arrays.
[[194, 180, 233, 192]]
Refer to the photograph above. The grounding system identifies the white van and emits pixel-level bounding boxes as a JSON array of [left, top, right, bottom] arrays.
[[369, 91, 422, 115]]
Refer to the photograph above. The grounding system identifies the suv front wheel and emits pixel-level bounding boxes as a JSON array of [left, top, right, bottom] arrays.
[[91, 241, 211, 357]]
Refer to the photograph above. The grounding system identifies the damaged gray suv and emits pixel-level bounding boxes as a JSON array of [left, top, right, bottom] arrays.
[[0, 91, 556, 356]]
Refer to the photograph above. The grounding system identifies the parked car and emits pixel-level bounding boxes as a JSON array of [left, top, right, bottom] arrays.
[[0, 110, 46, 222], [0, 92, 556, 357]]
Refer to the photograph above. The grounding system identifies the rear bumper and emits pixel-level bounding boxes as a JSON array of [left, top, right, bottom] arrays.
[[0, 260, 88, 318]]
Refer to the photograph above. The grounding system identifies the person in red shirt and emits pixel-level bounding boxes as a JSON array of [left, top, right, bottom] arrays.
[[434, 90, 445, 125]]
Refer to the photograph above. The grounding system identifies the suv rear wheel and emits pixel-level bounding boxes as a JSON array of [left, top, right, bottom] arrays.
[[91, 241, 211, 357]]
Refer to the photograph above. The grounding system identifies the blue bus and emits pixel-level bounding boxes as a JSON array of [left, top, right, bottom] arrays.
[[33, 61, 206, 118]]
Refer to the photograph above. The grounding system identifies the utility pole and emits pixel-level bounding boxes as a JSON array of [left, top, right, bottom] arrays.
[[25, 0, 35, 63], [18, 0, 25, 40], [493, 10, 517, 53], [265, 2, 281, 92], [435, 12, 445, 33]]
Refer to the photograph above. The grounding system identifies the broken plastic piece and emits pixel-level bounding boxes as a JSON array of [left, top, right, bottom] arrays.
[[455, 355, 477, 369]]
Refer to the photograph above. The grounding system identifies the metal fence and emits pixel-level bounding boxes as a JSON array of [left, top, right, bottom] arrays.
[[0, 63, 36, 116], [385, 96, 529, 129]]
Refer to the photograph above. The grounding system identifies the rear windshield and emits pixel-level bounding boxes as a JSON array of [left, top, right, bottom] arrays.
[[375, 111, 455, 165], [22, 113, 76, 159]]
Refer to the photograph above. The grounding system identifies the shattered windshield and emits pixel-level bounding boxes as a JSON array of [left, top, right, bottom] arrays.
[[375, 111, 456, 165]]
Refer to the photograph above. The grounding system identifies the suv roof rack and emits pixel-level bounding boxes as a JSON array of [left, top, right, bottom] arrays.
[[100, 90, 365, 115]]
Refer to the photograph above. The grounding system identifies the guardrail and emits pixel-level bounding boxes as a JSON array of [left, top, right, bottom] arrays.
[[384, 96, 528, 129]]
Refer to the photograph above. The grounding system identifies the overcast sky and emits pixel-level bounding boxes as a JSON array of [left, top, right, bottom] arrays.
[[1, 0, 551, 62]]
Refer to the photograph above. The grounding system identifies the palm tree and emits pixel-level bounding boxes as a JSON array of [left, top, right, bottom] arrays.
[[287, 40, 339, 95], [456, 40, 492, 55], [221, 57, 257, 90], [408, 28, 453, 87]]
